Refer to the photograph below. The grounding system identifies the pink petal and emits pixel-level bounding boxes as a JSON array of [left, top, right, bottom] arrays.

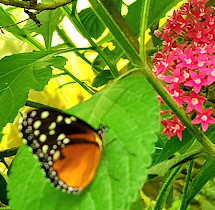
[[182, 96, 191, 103], [205, 108, 212, 115], [201, 122, 208, 132], [184, 80, 194, 87], [189, 70, 197, 79], [207, 116, 215, 124], [192, 117, 202, 124], [177, 131, 182, 140], [195, 104, 203, 113], [186, 104, 194, 113], [194, 85, 201, 93]]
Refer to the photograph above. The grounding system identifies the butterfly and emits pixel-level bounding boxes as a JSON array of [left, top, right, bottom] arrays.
[[18, 108, 103, 194]]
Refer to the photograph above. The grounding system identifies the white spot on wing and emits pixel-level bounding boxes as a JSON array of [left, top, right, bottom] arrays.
[[70, 116, 77, 121], [34, 130, 40, 136], [63, 138, 70, 144], [41, 111, 49, 119], [49, 122, 56, 130], [30, 111, 37, 118], [65, 117, 72, 124], [18, 124, 23, 130], [57, 133, 66, 141], [42, 145, 49, 154], [49, 130, 55, 135], [56, 115, 63, 123], [33, 120, 41, 129], [39, 134, 47, 142]]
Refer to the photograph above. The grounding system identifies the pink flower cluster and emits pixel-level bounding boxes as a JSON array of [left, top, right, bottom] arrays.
[[153, 0, 215, 140]]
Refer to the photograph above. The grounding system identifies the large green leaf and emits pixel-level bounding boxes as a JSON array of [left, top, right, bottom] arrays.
[[125, 0, 181, 36], [0, 51, 67, 131], [8, 73, 159, 210], [24, 9, 64, 49]]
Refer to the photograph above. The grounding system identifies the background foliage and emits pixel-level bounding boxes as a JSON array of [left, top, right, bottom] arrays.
[[0, 0, 215, 209]]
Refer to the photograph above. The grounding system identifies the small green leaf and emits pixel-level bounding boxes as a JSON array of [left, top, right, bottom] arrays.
[[125, 0, 181, 35], [0, 51, 67, 130], [92, 70, 114, 87], [24, 9, 64, 49], [185, 158, 215, 207], [148, 149, 202, 176], [8, 73, 159, 210], [92, 41, 122, 71], [79, 8, 106, 40], [0, 172, 8, 205], [152, 130, 194, 165], [147, 0, 182, 28], [0, 7, 28, 39]]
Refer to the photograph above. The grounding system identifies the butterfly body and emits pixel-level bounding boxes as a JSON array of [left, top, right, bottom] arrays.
[[18, 109, 103, 193]]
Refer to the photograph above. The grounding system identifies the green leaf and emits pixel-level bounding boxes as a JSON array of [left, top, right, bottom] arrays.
[[125, 0, 181, 35], [0, 7, 28, 39], [92, 70, 114, 87], [24, 9, 64, 49], [0, 172, 8, 205], [92, 41, 123, 71], [79, 8, 106, 39], [8, 73, 159, 210], [148, 149, 202, 176], [147, 0, 182, 28], [185, 158, 215, 207], [0, 51, 67, 131], [152, 130, 194, 165]]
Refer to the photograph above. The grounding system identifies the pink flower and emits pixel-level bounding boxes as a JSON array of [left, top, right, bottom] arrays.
[[166, 85, 184, 106], [192, 108, 215, 131], [182, 91, 205, 113], [186, 24, 211, 44], [206, 64, 215, 85], [163, 68, 184, 89], [161, 116, 185, 140], [184, 70, 208, 93], [177, 46, 196, 69]]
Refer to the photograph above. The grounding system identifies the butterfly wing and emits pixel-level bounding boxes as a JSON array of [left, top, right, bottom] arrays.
[[19, 109, 103, 193]]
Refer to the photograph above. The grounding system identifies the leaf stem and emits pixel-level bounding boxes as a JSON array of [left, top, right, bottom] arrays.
[[0, 0, 75, 11], [139, 0, 151, 62], [56, 26, 103, 73], [88, 0, 141, 66], [61, 5, 120, 78], [25, 100, 61, 111], [180, 161, 193, 210], [61, 68, 95, 95], [154, 165, 182, 210]]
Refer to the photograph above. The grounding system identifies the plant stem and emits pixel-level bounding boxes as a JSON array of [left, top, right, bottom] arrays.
[[56, 26, 103, 73], [154, 165, 182, 210], [89, 0, 215, 156], [61, 68, 95, 95], [180, 161, 193, 210], [139, 0, 151, 62], [61, 5, 120, 78], [25, 100, 61, 111], [88, 0, 141, 67], [0, 0, 75, 11]]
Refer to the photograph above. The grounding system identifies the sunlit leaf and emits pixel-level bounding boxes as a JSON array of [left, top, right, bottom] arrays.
[[8, 73, 159, 210]]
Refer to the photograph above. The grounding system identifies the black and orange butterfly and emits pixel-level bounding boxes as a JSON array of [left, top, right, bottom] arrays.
[[18, 108, 103, 193]]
